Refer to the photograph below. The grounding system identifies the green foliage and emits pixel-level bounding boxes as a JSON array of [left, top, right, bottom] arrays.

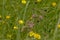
[[0, 0, 60, 40]]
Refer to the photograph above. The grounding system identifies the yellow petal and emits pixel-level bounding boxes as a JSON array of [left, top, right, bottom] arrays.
[[37, 0, 42, 2], [58, 24, 60, 28], [22, 0, 26, 4], [18, 20, 24, 24], [6, 16, 10, 19], [0, 15, 2, 18], [29, 31, 35, 37], [13, 26, 18, 30], [52, 2, 57, 7], [34, 33, 41, 39]]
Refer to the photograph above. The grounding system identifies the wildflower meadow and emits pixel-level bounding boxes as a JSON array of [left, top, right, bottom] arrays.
[[0, 0, 60, 40]]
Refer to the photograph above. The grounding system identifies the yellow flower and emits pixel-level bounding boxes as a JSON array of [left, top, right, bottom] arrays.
[[0, 15, 2, 18], [29, 31, 35, 37], [58, 24, 60, 28], [37, 0, 42, 2], [13, 26, 18, 30], [34, 33, 41, 39], [52, 2, 57, 7], [18, 20, 24, 24], [6, 15, 10, 19], [22, 0, 26, 4]]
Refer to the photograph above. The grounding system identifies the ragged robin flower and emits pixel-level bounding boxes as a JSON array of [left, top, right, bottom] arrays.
[[34, 33, 41, 39], [26, 21, 34, 28], [18, 20, 24, 24], [22, 0, 26, 4], [29, 14, 38, 19], [29, 31, 35, 37]]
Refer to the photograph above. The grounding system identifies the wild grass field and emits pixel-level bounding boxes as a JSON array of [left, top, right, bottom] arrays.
[[0, 0, 60, 40]]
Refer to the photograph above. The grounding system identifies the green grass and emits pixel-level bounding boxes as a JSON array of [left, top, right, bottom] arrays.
[[0, 0, 60, 40]]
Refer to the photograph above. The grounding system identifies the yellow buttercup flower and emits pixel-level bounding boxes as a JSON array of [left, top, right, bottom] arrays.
[[0, 15, 2, 18], [13, 26, 18, 30], [22, 0, 26, 4], [18, 20, 24, 24], [37, 0, 42, 2], [58, 24, 60, 28], [29, 31, 35, 37], [52, 2, 57, 7], [34, 33, 41, 39], [6, 15, 10, 19]]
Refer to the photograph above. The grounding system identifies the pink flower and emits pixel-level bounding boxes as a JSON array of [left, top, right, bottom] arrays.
[[26, 21, 34, 28], [32, 14, 38, 18], [39, 15, 43, 20]]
